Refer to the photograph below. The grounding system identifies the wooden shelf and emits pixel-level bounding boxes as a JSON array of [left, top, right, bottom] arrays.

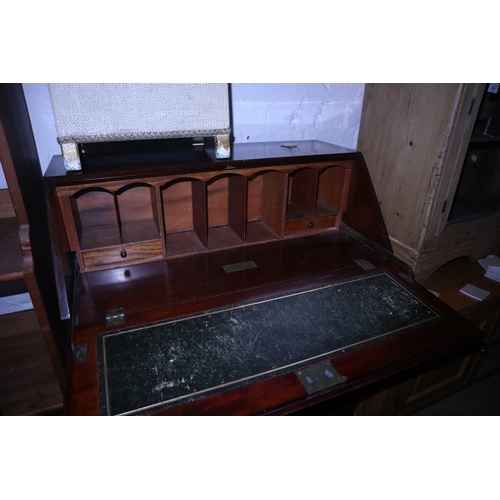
[[0, 84, 66, 398], [165, 230, 206, 257], [0, 217, 23, 285], [245, 220, 278, 243], [0, 309, 63, 415], [121, 220, 160, 244], [80, 223, 121, 250], [0, 191, 26, 298], [207, 226, 244, 250], [424, 257, 500, 317]]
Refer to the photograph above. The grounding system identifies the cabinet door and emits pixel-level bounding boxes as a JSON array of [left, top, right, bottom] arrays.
[[356, 353, 479, 415], [355, 383, 405, 416], [396, 353, 478, 414]]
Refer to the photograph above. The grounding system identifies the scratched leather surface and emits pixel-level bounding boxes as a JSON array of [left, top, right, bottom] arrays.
[[97, 272, 440, 415]]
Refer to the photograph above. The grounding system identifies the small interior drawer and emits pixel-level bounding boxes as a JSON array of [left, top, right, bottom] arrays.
[[284, 214, 339, 235], [82, 240, 163, 270]]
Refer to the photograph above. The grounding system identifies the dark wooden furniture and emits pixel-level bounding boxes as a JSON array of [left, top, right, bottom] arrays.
[[43, 140, 483, 415], [425, 257, 500, 383], [0, 309, 63, 415], [0, 84, 64, 414], [355, 257, 500, 416]]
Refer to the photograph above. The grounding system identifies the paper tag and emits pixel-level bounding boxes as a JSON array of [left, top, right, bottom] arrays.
[[485, 266, 500, 283], [460, 284, 490, 301], [478, 256, 500, 271]]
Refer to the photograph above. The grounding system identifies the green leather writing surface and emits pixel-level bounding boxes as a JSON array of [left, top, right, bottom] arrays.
[[98, 273, 440, 415]]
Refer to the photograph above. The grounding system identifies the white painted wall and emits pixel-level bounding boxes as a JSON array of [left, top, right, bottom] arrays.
[[0, 83, 365, 314], [231, 83, 364, 147]]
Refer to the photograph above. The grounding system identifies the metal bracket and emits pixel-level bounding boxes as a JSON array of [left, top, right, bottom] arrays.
[[354, 258, 375, 271], [61, 143, 82, 171], [106, 308, 126, 328], [296, 361, 345, 395], [215, 134, 231, 159], [74, 344, 88, 364]]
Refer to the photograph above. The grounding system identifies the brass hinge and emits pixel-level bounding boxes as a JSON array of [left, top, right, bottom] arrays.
[[296, 361, 345, 395], [106, 308, 126, 328]]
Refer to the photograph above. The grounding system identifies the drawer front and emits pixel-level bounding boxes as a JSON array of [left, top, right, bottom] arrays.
[[284, 214, 339, 235], [82, 240, 163, 269]]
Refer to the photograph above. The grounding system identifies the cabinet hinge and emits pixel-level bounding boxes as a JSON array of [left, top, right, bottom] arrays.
[[106, 308, 126, 328], [74, 344, 88, 364]]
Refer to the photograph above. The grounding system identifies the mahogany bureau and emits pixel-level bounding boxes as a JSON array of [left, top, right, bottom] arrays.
[[43, 140, 483, 415]]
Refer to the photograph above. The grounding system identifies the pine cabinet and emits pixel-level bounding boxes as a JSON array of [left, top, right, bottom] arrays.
[[358, 83, 500, 283]]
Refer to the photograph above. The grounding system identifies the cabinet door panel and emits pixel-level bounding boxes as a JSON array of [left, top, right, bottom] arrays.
[[470, 342, 500, 381], [467, 306, 500, 345], [399, 354, 477, 414]]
